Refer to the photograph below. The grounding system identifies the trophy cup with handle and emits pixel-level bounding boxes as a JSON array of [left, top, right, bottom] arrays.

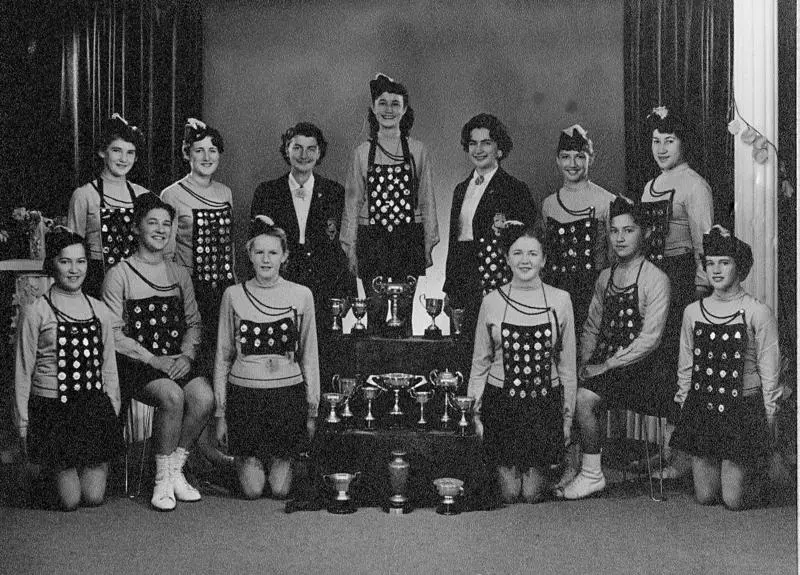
[[350, 298, 368, 336], [367, 373, 422, 420], [361, 385, 382, 429], [332, 374, 359, 423], [371, 275, 417, 334], [323, 472, 360, 514], [329, 297, 348, 333], [433, 477, 464, 515], [322, 392, 344, 424], [453, 395, 476, 437], [419, 294, 444, 339], [408, 388, 433, 428]]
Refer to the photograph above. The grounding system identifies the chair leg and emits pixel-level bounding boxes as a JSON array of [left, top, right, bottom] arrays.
[[134, 404, 153, 498], [644, 415, 666, 502]]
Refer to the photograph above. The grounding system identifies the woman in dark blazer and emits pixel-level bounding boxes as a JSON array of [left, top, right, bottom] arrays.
[[250, 122, 356, 336], [443, 113, 538, 344]]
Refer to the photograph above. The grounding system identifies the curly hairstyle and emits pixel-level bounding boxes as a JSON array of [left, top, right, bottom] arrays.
[[98, 113, 145, 152], [460, 113, 513, 160], [43, 228, 89, 277], [182, 119, 225, 157]]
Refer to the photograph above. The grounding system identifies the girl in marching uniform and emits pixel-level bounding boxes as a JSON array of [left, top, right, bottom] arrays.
[[468, 222, 576, 503], [340, 73, 439, 334], [639, 106, 714, 478], [670, 226, 782, 510], [541, 124, 616, 337], [67, 114, 150, 297], [558, 197, 671, 500], [15, 228, 123, 510], [102, 193, 214, 511], [214, 217, 319, 499], [161, 118, 235, 371]]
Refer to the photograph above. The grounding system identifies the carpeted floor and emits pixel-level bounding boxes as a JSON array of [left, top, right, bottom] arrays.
[[1, 470, 796, 575]]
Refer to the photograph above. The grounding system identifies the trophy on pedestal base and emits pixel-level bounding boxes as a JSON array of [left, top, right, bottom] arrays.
[[453, 396, 476, 437], [430, 369, 464, 430], [419, 294, 443, 339], [386, 450, 412, 514], [322, 392, 344, 425], [408, 389, 432, 429], [332, 374, 358, 425], [350, 298, 368, 336], [324, 472, 360, 514], [372, 276, 417, 338], [433, 477, 464, 515], [361, 385, 381, 429]]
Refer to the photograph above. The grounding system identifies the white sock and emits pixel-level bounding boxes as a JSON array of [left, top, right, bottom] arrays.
[[581, 453, 603, 478]]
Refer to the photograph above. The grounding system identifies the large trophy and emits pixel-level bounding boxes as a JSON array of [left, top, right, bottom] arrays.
[[387, 451, 411, 514], [430, 369, 463, 430], [350, 298, 368, 336], [323, 472, 360, 514], [371, 275, 417, 334], [367, 373, 423, 419], [419, 294, 444, 339]]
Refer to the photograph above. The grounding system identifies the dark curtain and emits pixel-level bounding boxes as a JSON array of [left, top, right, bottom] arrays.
[[624, 0, 734, 229], [0, 0, 202, 219]]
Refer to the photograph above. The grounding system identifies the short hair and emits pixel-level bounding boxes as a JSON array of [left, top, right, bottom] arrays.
[[367, 74, 414, 136], [609, 196, 649, 229], [701, 225, 754, 281], [132, 193, 175, 228], [279, 122, 328, 166], [460, 113, 513, 160], [645, 105, 696, 157], [182, 118, 224, 156], [44, 227, 88, 277], [99, 113, 145, 152], [501, 221, 550, 258], [247, 216, 288, 254]]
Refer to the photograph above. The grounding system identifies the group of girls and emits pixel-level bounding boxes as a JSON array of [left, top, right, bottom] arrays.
[[14, 73, 783, 513]]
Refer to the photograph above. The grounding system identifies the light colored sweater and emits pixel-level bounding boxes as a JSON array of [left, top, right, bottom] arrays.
[[214, 278, 319, 418]]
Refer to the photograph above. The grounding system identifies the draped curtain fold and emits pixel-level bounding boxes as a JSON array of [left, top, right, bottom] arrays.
[[60, 0, 203, 198], [624, 0, 734, 228]]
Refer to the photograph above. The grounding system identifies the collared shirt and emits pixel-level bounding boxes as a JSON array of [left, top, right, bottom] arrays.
[[289, 172, 315, 245], [458, 166, 498, 241]]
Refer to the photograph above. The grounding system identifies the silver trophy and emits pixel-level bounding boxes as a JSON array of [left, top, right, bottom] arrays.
[[322, 392, 344, 424], [419, 294, 444, 339], [452, 395, 476, 437], [430, 369, 464, 429], [433, 477, 464, 515], [371, 276, 417, 330], [350, 298, 368, 335], [323, 472, 360, 514], [329, 297, 348, 332], [368, 373, 423, 418], [408, 389, 433, 427], [361, 385, 382, 429], [444, 305, 466, 339], [332, 374, 358, 421]]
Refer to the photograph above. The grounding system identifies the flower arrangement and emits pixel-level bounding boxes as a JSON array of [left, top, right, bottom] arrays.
[[10, 208, 54, 260]]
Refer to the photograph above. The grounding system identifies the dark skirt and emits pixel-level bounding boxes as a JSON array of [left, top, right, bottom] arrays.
[[193, 279, 229, 374], [356, 223, 425, 285], [481, 384, 564, 470], [226, 383, 308, 461], [83, 259, 105, 299], [581, 360, 675, 418], [670, 393, 771, 466], [27, 394, 124, 469], [117, 354, 201, 406], [658, 252, 697, 420]]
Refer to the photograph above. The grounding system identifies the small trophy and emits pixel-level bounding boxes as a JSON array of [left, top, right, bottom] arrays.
[[408, 389, 432, 428], [453, 396, 476, 437], [329, 298, 348, 333], [362, 386, 381, 429], [372, 276, 417, 333], [350, 298, 368, 336], [430, 369, 463, 430], [445, 307, 466, 339], [323, 472, 360, 514], [387, 450, 411, 514], [322, 392, 344, 424], [332, 374, 358, 422], [419, 294, 444, 339], [433, 477, 464, 515]]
